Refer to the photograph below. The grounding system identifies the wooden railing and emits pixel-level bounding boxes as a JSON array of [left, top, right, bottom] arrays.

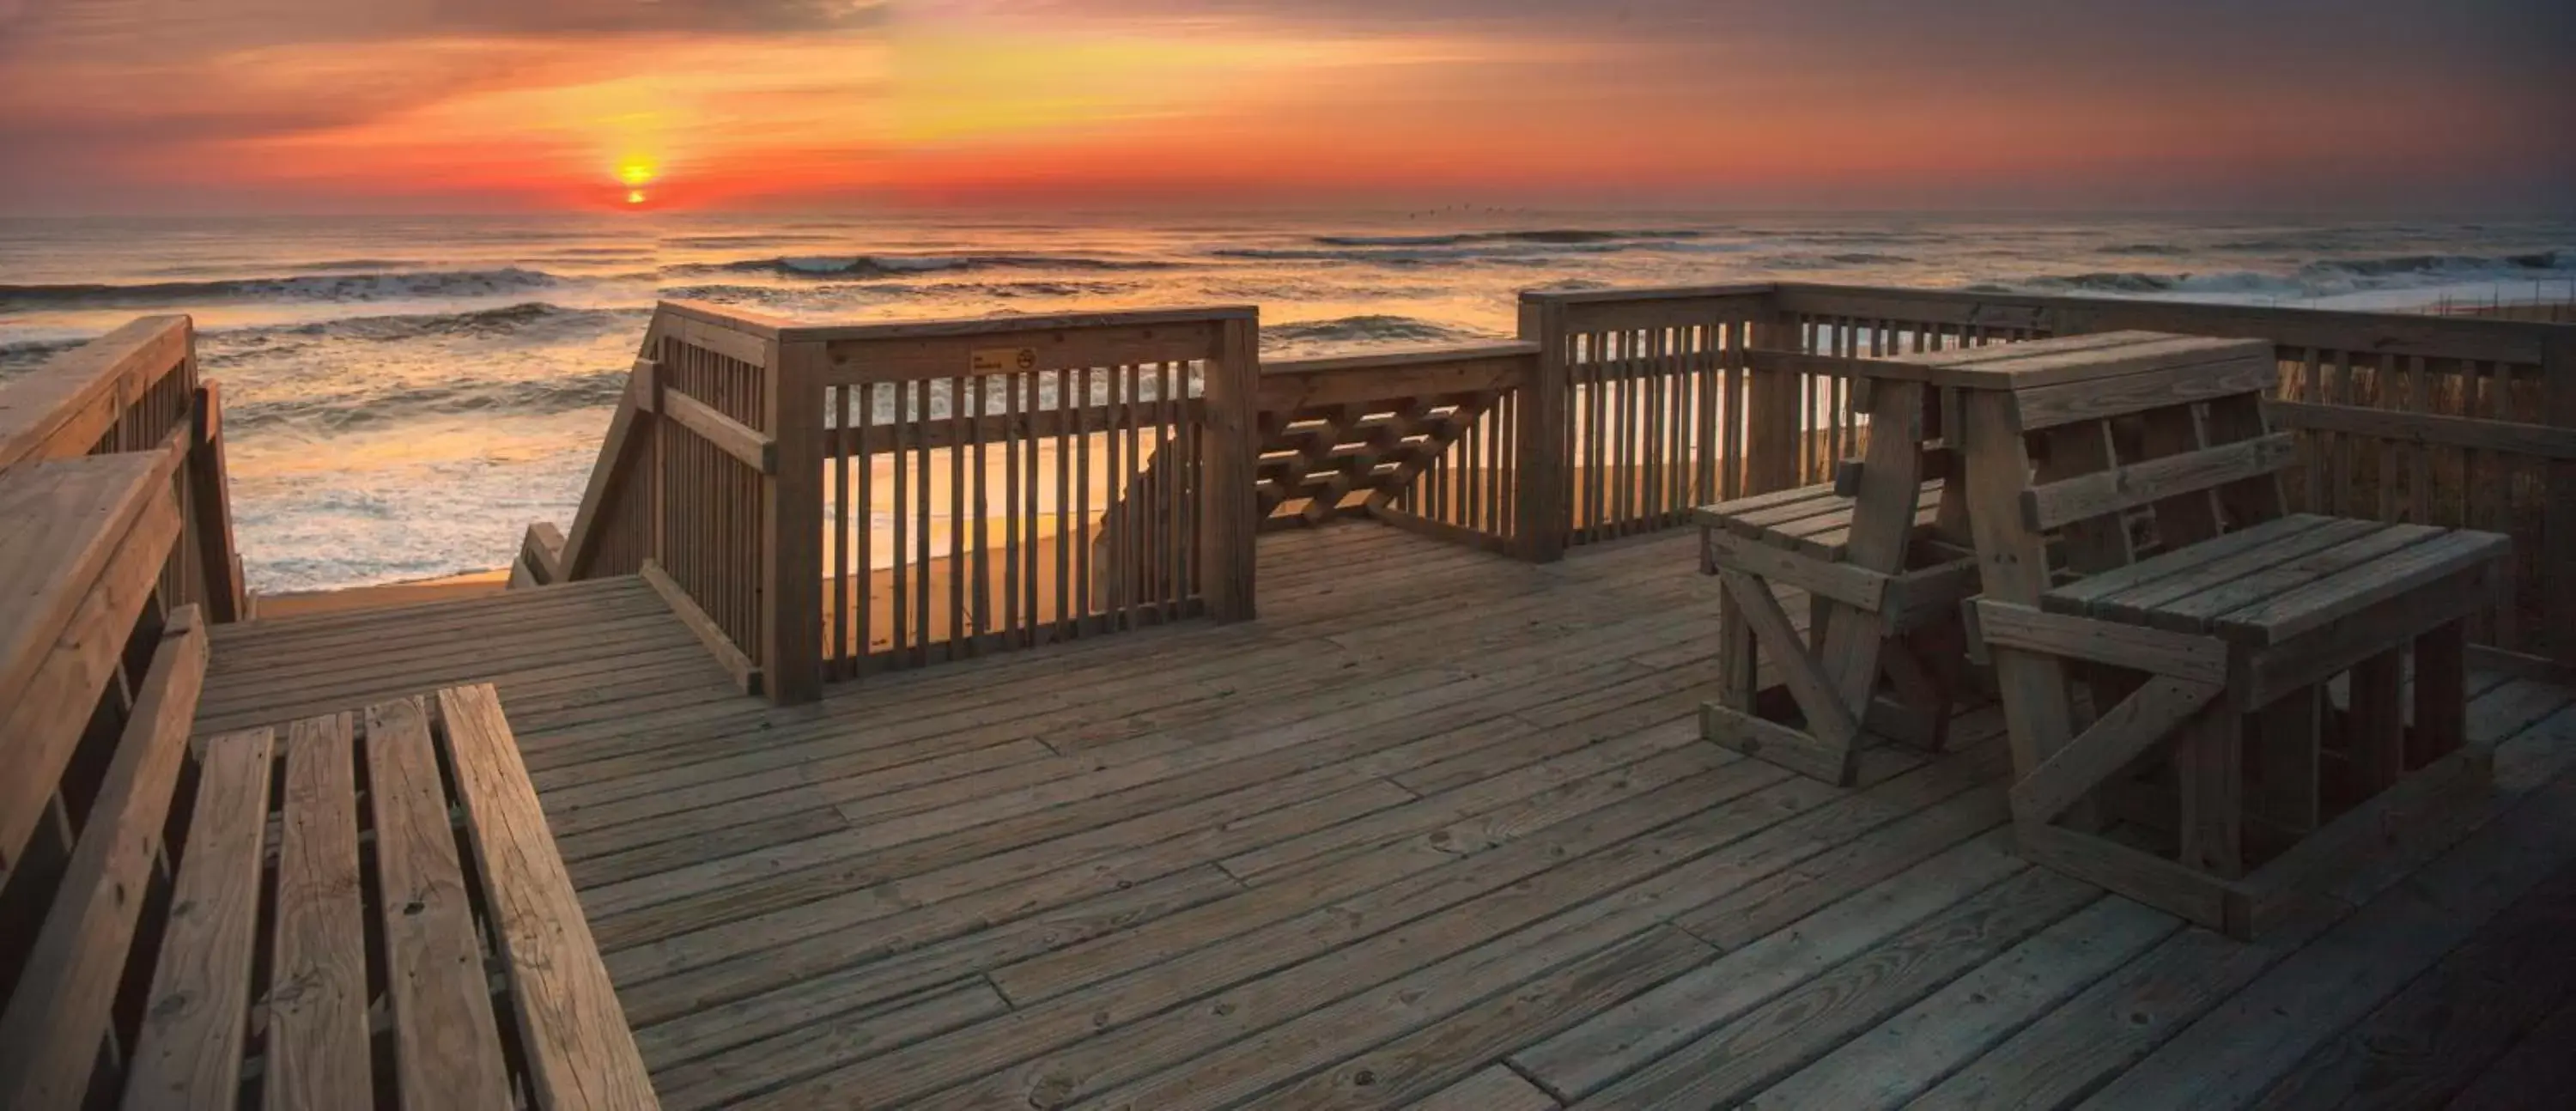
[[806, 307, 1258, 681], [0, 314, 245, 624], [1255, 343, 1536, 556], [1517, 286, 1775, 552], [541, 302, 787, 695], [545, 301, 1261, 701], [547, 288, 2576, 694], [1, 318, 240, 1091]]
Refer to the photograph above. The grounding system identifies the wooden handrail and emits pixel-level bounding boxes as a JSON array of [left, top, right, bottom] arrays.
[[0, 316, 243, 625], [1257, 343, 1534, 410], [0, 315, 191, 471], [1771, 281, 2559, 363], [540, 287, 2574, 684]]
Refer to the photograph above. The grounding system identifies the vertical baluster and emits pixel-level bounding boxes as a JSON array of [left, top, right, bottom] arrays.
[[1138, 363, 1157, 619], [2482, 360, 2516, 649], [1484, 393, 1502, 536], [1646, 325, 1666, 525], [2375, 355, 2399, 524], [1055, 368, 1072, 640], [941, 375, 961, 658], [1022, 368, 1040, 644], [1120, 362, 1141, 628], [1667, 325, 1686, 519], [891, 379, 910, 664], [994, 373, 1015, 652], [2409, 355, 2433, 525], [966, 373, 986, 655], [1795, 316, 1814, 484], [1574, 333, 1590, 536], [832, 385, 849, 677], [1431, 406, 1448, 525], [913, 378, 933, 666], [1639, 328, 1659, 527], [2300, 348, 2324, 513], [1145, 362, 1164, 617], [1177, 363, 1199, 606], [857, 383, 874, 667], [1158, 361, 1181, 621], [1604, 332, 1624, 536], [2329, 351, 2354, 516], [1077, 366, 1095, 636], [1468, 394, 1485, 531], [1823, 319, 1842, 473], [1718, 321, 1740, 501], [1103, 364, 1123, 628]]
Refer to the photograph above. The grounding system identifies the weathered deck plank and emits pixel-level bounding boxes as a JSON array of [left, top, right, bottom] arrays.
[[183, 525, 2576, 1110]]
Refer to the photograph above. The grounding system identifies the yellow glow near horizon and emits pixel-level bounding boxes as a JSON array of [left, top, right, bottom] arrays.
[[618, 158, 656, 186], [626, 188, 646, 204]]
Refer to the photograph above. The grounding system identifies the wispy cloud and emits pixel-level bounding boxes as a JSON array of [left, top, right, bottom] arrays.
[[0, 0, 2566, 212]]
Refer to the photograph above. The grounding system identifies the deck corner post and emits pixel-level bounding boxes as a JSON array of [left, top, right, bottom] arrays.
[[1513, 294, 1570, 562], [762, 335, 828, 704], [2544, 326, 2576, 666], [1200, 313, 1261, 621]]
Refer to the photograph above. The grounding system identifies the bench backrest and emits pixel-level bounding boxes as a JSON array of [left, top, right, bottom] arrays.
[[0, 450, 206, 1109], [1908, 331, 2289, 580]]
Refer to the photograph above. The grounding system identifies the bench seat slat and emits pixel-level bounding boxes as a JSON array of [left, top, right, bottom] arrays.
[[2128, 522, 2443, 634], [2214, 530, 2512, 646], [123, 726, 276, 1111], [441, 683, 659, 1111], [367, 696, 516, 1111], [2085, 517, 2383, 624], [0, 608, 206, 1108], [269, 711, 373, 1111]]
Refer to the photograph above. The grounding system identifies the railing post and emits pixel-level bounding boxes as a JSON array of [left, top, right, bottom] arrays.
[[1201, 313, 1261, 621], [762, 336, 827, 703], [186, 379, 243, 622], [1744, 301, 1806, 494], [2546, 327, 2576, 667], [1514, 294, 1570, 562]]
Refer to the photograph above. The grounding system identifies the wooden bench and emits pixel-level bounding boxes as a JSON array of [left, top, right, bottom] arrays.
[[1696, 363, 1982, 785], [1941, 331, 2512, 938], [0, 683, 659, 1109]]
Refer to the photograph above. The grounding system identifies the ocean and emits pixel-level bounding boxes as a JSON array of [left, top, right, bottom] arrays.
[[3, 211, 2571, 594]]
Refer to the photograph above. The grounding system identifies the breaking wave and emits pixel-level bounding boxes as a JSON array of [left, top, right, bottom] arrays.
[[1982, 248, 2576, 299], [222, 366, 632, 434], [0, 267, 570, 310], [1309, 228, 1710, 247], [1262, 315, 1496, 349], [669, 253, 1177, 279], [1216, 234, 1741, 265], [242, 301, 649, 343]]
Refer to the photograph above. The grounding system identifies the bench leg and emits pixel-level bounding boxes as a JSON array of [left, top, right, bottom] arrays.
[[1716, 592, 1759, 712], [2245, 689, 2321, 861], [2349, 646, 2408, 798], [2411, 620, 2467, 768], [1873, 635, 1953, 751], [2176, 707, 2245, 878], [1708, 568, 1864, 786]]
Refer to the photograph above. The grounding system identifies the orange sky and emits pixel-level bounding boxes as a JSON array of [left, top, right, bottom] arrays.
[[0, 0, 2567, 214]]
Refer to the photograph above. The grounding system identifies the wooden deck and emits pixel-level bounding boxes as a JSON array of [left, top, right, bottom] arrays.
[[191, 525, 2576, 1110]]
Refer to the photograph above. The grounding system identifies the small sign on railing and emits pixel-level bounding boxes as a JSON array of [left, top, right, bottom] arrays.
[[971, 347, 1039, 373]]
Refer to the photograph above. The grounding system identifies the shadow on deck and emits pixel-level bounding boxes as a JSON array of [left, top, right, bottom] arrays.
[[192, 525, 2576, 1110]]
